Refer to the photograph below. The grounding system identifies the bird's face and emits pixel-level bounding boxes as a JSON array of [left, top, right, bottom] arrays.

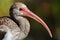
[[11, 2, 26, 16], [10, 2, 52, 38]]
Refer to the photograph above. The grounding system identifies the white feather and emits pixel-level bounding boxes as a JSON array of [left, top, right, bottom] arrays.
[[3, 31, 13, 40]]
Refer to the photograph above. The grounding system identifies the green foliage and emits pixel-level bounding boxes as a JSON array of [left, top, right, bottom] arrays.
[[0, 0, 13, 17]]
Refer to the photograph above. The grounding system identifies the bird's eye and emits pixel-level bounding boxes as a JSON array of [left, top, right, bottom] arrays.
[[19, 8, 23, 11]]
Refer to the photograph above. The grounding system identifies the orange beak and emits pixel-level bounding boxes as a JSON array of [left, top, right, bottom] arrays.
[[22, 7, 52, 38]]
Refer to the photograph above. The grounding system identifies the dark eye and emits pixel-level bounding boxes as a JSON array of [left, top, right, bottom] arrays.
[[19, 8, 22, 11]]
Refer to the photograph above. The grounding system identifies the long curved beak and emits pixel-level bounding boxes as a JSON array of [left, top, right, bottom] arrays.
[[22, 7, 52, 38]]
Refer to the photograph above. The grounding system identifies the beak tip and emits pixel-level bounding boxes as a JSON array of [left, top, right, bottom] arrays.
[[49, 31, 52, 38], [50, 34, 53, 38]]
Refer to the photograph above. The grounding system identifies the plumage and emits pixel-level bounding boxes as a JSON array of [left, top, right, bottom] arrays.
[[0, 17, 30, 40]]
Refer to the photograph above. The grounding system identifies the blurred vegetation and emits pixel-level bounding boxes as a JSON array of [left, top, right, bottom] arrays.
[[0, 0, 60, 40], [0, 0, 13, 17]]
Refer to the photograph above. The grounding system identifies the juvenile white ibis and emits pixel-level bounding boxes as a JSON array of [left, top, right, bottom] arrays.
[[0, 2, 52, 40]]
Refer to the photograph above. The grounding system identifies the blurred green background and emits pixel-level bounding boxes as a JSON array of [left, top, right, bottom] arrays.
[[0, 0, 60, 40]]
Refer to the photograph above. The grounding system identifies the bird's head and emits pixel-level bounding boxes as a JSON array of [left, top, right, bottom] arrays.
[[9, 2, 52, 38], [10, 2, 27, 17]]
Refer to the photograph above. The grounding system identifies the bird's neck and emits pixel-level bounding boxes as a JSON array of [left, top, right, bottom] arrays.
[[13, 16, 30, 36]]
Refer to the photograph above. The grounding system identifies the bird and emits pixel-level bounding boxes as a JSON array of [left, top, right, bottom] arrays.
[[0, 2, 52, 40]]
